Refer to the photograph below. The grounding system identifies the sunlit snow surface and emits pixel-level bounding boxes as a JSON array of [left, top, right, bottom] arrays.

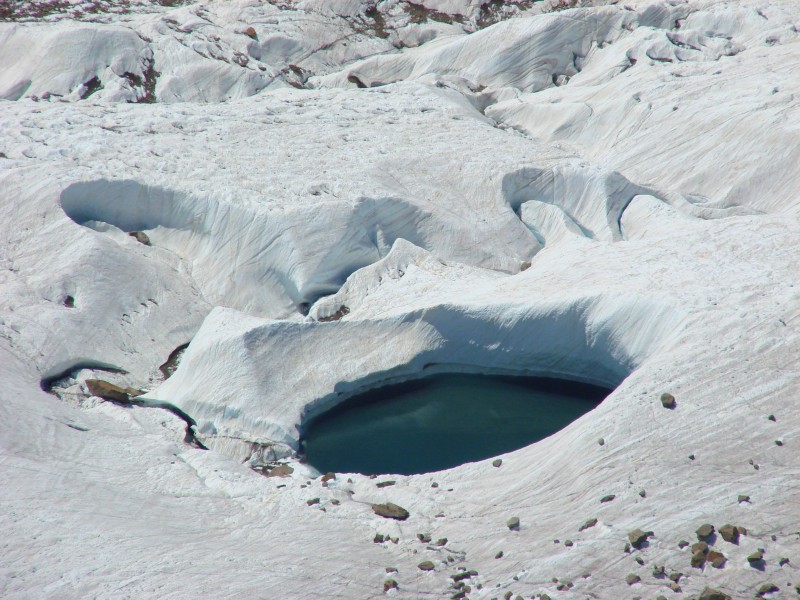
[[1, 0, 799, 598]]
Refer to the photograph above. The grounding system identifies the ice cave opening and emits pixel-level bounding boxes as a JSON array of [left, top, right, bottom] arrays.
[[300, 372, 611, 476]]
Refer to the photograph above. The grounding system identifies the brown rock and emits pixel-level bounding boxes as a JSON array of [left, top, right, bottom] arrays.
[[85, 379, 131, 403], [244, 26, 257, 38], [660, 392, 676, 409], [756, 583, 779, 597], [625, 573, 641, 585], [699, 588, 731, 600], [417, 533, 431, 543], [707, 550, 726, 568], [691, 551, 707, 568], [718, 524, 739, 543], [129, 231, 151, 245], [265, 464, 293, 477], [321, 472, 336, 483], [492, 458, 503, 467], [696, 523, 715, 540], [417, 560, 435, 571], [747, 549, 764, 563], [372, 503, 410, 520], [692, 541, 709, 555], [600, 494, 616, 503], [383, 578, 398, 592], [507, 516, 520, 531], [306, 497, 320, 506], [376, 480, 396, 488], [579, 518, 598, 532], [628, 528, 652, 548]]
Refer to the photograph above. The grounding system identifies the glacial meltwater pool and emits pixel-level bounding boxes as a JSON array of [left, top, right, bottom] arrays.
[[301, 373, 611, 475]]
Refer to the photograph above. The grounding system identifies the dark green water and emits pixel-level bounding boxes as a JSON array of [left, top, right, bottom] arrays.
[[301, 373, 610, 476]]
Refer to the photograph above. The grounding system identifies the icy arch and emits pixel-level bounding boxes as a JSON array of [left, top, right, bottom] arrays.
[[149, 292, 683, 456]]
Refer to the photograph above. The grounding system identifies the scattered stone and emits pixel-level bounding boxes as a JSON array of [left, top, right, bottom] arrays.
[[668, 583, 682, 593], [779, 557, 789, 566], [385, 567, 397, 573], [85, 379, 133, 403], [767, 414, 776, 421], [417, 561, 435, 571], [374, 534, 385, 543], [678, 540, 689, 549], [638, 489, 647, 498], [652, 565, 665, 577], [600, 494, 616, 503], [738, 494, 751, 503], [376, 480, 396, 488], [417, 533, 431, 543], [264, 465, 294, 477], [692, 541, 709, 555], [698, 588, 731, 600], [244, 26, 257, 38], [63, 295, 75, 308], [330, 499, 340, 505], [564, 540, 573, 547], [507, 517, 520, 531], [306, 497, 320, 506], [770, 534, 777, 541], [598, 438, 605, 446], [707, 550, 726, 568], [431, 482, 439, 488], [689, 454, 696, 460], [390, 537, 398, 544], [383, 579, 398, 592], [492, 458, 503, 467], [628, 529, 653, 549], [623, 542, 631, 553], [495, 551, 503, 559], [669, 572, 683, 583], [747, 548, 764, 563], [321, 472, 336, 483], [660, 392, 676, 409], [579, 518, 598, 532], [451, 570, 478, 582], [504, 591, 513, 599], [696, 524, 715, 540], [691, 551, 707, 568], [755, 583, 779, 597], [635, 556, 644, 565], [626, 573, 641, 585], [718, 524, 740, 543], [129, 231, 151, 245], [372, 503, 410, 520], [775, 440, 783, 446]]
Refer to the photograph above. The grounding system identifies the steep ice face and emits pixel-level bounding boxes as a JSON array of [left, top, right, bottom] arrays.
[[1, 1, 800, 598]]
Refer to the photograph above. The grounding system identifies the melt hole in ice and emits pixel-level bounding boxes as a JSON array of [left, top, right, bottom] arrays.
[[301, 373, 611, 476]]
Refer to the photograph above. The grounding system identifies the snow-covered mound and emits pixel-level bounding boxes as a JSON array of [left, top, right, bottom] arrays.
[[1, 0, 799, 598]]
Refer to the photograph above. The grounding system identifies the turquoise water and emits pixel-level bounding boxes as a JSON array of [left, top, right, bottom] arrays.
[[301, 373, 610, 475]]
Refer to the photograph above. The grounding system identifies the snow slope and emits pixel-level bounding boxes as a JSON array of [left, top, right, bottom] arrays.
[[1, 0, 799, 598]]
